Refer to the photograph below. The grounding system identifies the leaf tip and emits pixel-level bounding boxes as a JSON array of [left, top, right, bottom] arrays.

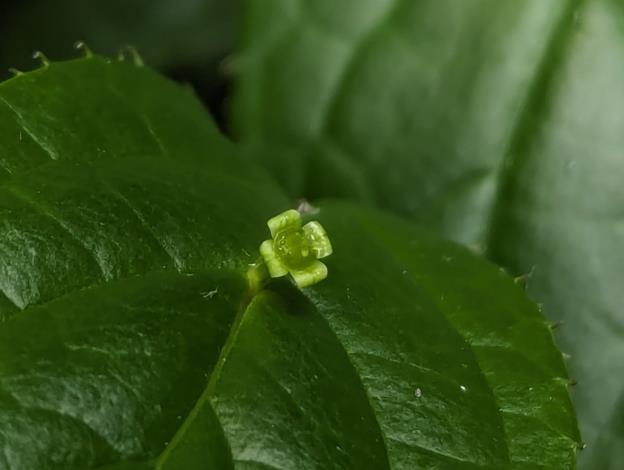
[[32, 50, 50, 67], [74, 40, 94, 58], [117, 45, 144, 67]]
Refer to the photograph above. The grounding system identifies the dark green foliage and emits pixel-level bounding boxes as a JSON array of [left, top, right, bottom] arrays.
[[0, 58, 579, 468]]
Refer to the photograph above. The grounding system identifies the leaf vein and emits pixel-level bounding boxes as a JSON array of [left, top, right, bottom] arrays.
[[4, 184, 108, 280], [105, 185, 183, 271], [0, 96, 59, 161]]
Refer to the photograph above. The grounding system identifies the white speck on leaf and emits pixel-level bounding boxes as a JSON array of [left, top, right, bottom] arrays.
[[201, 287, 219, 299]]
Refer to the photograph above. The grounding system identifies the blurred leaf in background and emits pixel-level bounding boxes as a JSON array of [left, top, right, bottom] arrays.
[[0, 0, 239, 126], [232, 0, 624, 465]]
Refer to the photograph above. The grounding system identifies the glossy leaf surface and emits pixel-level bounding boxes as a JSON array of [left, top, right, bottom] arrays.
[[0, 58, 578, 468], [233, 0, 621, 460]]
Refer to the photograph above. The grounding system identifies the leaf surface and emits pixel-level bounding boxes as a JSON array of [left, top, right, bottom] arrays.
[[0, 58, 578, 468]]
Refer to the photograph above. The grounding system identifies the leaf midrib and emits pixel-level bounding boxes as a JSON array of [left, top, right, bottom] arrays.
[[154, 284, 391, 470], [152, 287, 256, 470], [150, 282, 394, 470], [482, 0, 587, 250]]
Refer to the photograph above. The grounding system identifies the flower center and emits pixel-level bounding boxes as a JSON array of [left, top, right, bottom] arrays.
[[274, 228, 316, 270]]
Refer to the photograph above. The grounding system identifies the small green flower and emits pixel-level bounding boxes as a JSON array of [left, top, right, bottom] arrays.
[[259, 209, 333, 288]]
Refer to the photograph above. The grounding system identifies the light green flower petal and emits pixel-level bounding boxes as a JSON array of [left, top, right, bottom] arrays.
[[290, 260, 328, 288], [303, 221, 333, 259], [267, 209, 301, 237], [260, 239, 288, 278], [260, 209, 333, 289]]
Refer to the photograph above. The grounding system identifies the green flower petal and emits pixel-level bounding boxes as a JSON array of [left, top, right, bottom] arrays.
[[303, 221, 333, 259], [267, 209, 301, 238], [260, 239, 288, 278], [259, 210, 333, 289], [290, 260, 328, 288]]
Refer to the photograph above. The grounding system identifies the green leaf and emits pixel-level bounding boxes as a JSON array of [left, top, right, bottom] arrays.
[[0, 58, 578, 468], [233, 0, 622, 460]]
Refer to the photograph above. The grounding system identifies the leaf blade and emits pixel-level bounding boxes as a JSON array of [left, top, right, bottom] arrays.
[[0, 57, 579, 468]]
